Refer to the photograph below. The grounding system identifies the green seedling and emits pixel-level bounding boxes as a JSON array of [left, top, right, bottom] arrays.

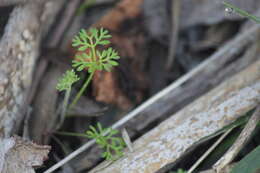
[[56, 69, 80, 92], [56, 123, 126, 161], [56, 69, 79, 129], [69, 28, 120, 109], [86, 123, 125, 161], [56, 28, 120, 117], [55, 28, 123, 160]]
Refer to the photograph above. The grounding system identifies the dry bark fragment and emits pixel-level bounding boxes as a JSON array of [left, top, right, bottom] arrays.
[[0, 136, 50, 173], [0, 0, 64, 137], [0, 3, 42, 137]]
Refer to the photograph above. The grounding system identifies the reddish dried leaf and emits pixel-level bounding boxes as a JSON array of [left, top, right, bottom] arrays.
[[92, 71, 133, 110], [94, 0, 144, 31]]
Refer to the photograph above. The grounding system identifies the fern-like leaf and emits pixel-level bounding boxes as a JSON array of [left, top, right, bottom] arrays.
[[72, 28, 120, 73], [86, 123, 125, 161]]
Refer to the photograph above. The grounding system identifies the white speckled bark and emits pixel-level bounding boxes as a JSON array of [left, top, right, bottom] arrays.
[[0, 4, 42, 137], [91, 60, 260, 173], [0, 0, 63, 137]]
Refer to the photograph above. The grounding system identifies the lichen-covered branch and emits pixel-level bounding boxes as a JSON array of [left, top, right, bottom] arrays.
[[0, 3, 42, 137], [0, 0, 63, 137], [91, 60, 260, 173]]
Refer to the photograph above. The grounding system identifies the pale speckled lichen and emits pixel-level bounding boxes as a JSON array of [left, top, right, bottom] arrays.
[[0, 72, 9, 104], [0, 4, 40, 137], [0, 138, 15, 172]]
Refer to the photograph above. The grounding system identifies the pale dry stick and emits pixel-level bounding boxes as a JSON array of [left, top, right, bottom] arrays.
[[213, 105, 260, 173], [43, 24, 260, 173], [187, 128, 234, 173], [166, 0, 181, 70], [122, 128, 133, 152]]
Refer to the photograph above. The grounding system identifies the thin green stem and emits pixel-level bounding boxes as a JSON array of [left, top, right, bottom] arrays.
[[90, 44, 97, 62], [55, 87, 71, 130], [69, 35, 97, 109], [69, 71, 95, 109], [51, 135, 70, 155], [63, 88, 71, 117], [55, 131, 89, 138], [223, 1, 260, 23]]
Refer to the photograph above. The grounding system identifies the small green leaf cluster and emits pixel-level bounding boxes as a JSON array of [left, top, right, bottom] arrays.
[[72, 28, 111, 49], [56, 69, 79, 91], [72, 28, 120, 73], [56, 28, 120, 110], [86, 123, 125, 161]]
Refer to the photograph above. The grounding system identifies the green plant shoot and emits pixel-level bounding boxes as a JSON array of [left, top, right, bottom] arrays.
[[69, 28, 120, 109], [86, 123, 125, 161], [56, 69, 80, 92], [56, 70, 79, 129], [223, 1, 260, 23]]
